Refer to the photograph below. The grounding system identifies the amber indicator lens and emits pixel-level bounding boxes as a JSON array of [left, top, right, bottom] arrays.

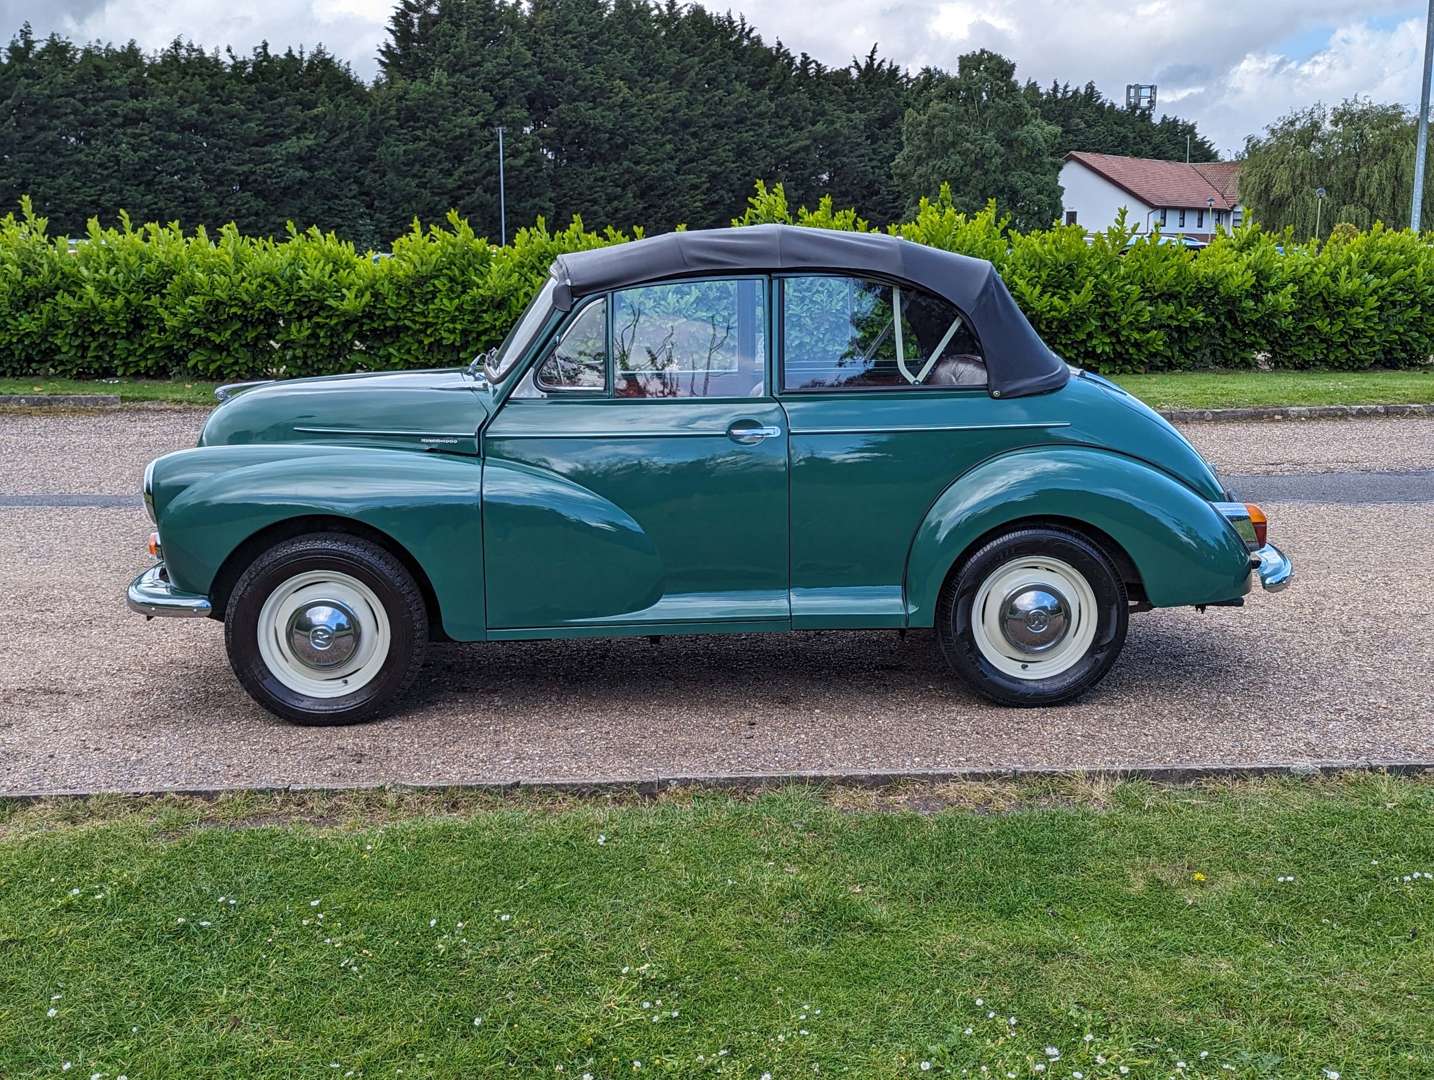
[[146, 531, 162, 558], [1244, 504, 1267, 548]]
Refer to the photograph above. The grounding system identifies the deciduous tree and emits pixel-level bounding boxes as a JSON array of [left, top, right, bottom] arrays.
[[1239, 98, 1433, 236], [893, 50, 1062, 230]]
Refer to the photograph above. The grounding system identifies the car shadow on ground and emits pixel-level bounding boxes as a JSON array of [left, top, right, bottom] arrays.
[[411, 618, 1253, 712], [145, 615, 1258, 737]]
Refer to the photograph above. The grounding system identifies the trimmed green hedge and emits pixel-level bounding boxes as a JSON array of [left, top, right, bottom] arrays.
[[3, 185, 1432, 381]]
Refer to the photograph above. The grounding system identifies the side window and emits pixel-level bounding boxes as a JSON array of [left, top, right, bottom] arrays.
[[781, 276, 986, 391], [536, 299, 606, 392], [612, 279, 765, 398]]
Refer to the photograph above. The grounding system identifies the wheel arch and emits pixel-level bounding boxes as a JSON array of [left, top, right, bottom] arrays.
[[935, 515, 1146, 609], [208, 515, 450, 641], [904, 446, 1252, 626], [152, 446, 487, 640]]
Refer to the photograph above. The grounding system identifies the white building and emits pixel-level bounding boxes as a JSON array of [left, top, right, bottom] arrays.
[[1059, 152, 1242, 243]]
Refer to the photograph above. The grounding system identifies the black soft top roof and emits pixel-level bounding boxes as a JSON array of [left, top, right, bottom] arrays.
[[548, 224, 1068, 398]]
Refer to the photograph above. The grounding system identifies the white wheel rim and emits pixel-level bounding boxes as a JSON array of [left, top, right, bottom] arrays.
[[970, 556, 1099, 680], [256, 570, 391, 699]]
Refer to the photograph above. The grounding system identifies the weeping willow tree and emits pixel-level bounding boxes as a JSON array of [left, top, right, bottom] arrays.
[[1239, 98, 1434, 236]]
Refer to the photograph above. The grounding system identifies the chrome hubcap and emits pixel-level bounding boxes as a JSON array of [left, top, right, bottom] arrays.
[[999, 586, 1070, 653], [286, 601, 360, 669]]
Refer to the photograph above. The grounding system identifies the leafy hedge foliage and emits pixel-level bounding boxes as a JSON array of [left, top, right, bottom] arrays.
[[2, 186, 1432, 381]]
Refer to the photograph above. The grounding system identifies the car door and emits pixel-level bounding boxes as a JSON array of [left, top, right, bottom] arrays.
[[778, 273, 1022, 629], [481, 276, 790, 633]]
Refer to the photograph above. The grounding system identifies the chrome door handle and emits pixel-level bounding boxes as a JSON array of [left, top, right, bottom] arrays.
[[727, 422, 782, 444]]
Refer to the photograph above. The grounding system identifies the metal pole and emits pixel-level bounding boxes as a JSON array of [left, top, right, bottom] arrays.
[[1412, 0, 1434, 231], [496, 125, 507, 246]]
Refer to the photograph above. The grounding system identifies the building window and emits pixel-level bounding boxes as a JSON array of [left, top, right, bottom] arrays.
[[1064, 210, 1078, 226], [1178, 209, 1187, 228], [1197, 209, 1205, 228], [1158, 209, 1168, 227]]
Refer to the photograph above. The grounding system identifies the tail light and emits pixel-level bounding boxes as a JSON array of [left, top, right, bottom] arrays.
[[1214, 501, 1267, 551], [1244, 504, 1268, 548]]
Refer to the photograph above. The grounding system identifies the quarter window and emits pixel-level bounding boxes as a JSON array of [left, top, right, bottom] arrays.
[[536, 298, 606, 391], [781, 276, 985, 391], [612, 279, 765, 398]]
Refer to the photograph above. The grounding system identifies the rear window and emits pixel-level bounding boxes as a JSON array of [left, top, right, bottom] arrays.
[[782, 275, 985, 391]]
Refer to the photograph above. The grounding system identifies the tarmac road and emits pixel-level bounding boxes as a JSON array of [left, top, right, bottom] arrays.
[[1, 408, 1431, 796]]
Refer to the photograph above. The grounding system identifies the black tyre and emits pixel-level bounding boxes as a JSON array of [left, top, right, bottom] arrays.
[[937, 526, 1128, 706], [224, 533, 428, 725]]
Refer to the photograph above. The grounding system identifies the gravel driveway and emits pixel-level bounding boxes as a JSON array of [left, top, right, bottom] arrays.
[[1, 408, 1431, 795]]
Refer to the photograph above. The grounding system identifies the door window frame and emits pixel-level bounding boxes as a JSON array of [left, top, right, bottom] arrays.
[[504, 273, 775, 405], [532, 294, 611, 397], [774, 271, 988, 398]]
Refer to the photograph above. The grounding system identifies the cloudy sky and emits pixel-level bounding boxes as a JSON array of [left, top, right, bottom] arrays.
[[3, 0, 1427, 155]]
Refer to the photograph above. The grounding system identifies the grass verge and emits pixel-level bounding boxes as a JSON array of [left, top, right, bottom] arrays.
[[0, 377, 218, 405], [1, 775, 1431, 1078], [1109, 369, 1434, 409], [3, 370, 1434, 411]]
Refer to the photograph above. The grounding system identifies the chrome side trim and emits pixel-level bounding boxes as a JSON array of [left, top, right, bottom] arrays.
[[490, 430, 730, 440], [791, 422, 1072, 435], [293, 426, 475, 439], [127, 564, 213, 618], [492, 421, 1072, 440], [1253, 543, 1293, 592]]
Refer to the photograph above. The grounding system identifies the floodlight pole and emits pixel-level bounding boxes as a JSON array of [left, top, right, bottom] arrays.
[[1412, 0, 1434, 231], [496, 125, 508, 246]]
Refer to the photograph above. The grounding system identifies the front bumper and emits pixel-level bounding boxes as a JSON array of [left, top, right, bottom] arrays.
[[127, 564, 213, 618], [1252, 543, 1293, 592]]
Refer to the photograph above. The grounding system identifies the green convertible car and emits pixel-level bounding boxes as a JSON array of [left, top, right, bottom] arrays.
[[129, 225, 1291, 724]]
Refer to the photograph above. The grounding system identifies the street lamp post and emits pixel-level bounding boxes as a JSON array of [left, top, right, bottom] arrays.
[[1206, 195, 1215, 240], [496, 125, 507, 246], [1413, 0, 1434, 231], [1315, 186, 1327, 241]]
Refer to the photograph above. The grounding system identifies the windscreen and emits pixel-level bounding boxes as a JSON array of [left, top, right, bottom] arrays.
[[484, 278, 558, 382]]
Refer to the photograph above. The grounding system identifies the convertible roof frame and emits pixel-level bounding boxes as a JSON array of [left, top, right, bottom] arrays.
[[548, 224, 1069, 398]]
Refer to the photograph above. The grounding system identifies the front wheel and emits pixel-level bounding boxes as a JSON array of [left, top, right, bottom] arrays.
[[937, 527, 1128, 706], [224, 534, 428, 725]]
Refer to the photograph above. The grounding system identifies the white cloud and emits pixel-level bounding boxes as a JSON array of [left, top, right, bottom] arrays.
[[1198, 19, 1428, 150], [4, 0, 1428, 155], [730, 0, 1426, 153]]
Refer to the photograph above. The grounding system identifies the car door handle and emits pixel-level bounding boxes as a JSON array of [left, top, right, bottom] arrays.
[[726, 422, 782, 444]]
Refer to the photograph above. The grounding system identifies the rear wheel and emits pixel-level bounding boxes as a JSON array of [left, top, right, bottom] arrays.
[[937, 527, 1127, 706], [224, 534, 427, 725]]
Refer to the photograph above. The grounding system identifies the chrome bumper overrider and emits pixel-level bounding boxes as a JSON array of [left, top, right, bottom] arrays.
[[1252, 543, 1293, 592], [127, 564, 213, 618]]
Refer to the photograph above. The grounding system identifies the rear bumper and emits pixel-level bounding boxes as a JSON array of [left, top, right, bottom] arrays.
[[1252, 543, 1293, 592], [127, 564, 213, 618]]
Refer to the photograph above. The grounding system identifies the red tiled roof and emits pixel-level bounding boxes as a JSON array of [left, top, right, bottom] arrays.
[[1064, 151, 1240, 211]]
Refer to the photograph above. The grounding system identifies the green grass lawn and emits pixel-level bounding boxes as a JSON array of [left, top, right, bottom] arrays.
[[1, 776, 1430, 1079], [3, 370, 1434, 411], [1109, 369, 1434, 410], [0, 376, 219, 405]]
